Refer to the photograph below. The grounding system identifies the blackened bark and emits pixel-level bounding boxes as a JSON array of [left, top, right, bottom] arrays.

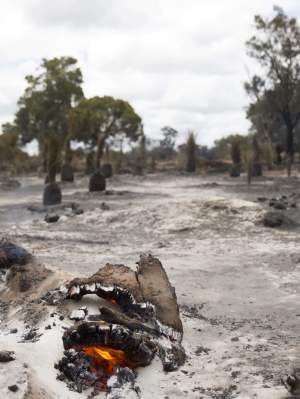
[[47, 139, 60, 183], [95, 134, 106, 170]]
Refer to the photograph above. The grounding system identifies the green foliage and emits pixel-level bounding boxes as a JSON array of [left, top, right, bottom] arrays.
[[14, 56, 83, 181], [16, 57, 83, 145], [214, 134, 248, 161], [186, 131, 197, 173], [230, 138, 242, 166], [157, 126, 178, 160], [71, 96, 143, 168], [0, 124, 30, 174], [245, 6, 300, 163]]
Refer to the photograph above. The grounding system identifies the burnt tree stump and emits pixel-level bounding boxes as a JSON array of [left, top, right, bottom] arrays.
[[43, 183, 62, 206], [89, 171, 106, 192], [64, 255, 185, 373], [101, 163, 113, 178], [61, 163, 74, 182]]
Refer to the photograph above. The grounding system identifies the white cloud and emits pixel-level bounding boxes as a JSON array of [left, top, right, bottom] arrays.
[[0, 0, 299, 146]]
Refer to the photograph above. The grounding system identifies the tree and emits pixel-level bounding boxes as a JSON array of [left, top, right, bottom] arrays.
[[71, 96, 143, 170], [245, 6, 300, 175], [230, 137, 242, 165], [0, 123, 29, 174], [157, 126, 178, 160], [15, 57, 83, 182], [186, 131, 197, 172]]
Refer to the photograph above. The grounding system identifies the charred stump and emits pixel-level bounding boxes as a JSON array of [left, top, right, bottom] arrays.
[[43, 182, 62, 206], [89, 171, 106, 192], [57, 255, 185, 396], [61, 163, 74, 182], [102, 163, 113, 178]]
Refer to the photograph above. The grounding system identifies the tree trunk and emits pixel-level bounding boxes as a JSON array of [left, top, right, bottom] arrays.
[[95, 134, 106, 170], [63, 137, 72, 164], [285, 116, 294, 176], [85, 151, 94, 175], [266, 133, 273, 171], [47, 138, 60, 183], [104, 143, 110, 163], [39, 139, 48, 173]]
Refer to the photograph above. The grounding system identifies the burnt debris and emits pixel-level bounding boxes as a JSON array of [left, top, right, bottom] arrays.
[[56, 254, 185, 397]]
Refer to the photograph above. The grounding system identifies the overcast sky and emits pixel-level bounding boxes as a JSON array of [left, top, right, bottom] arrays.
[[1, 1, 300, 146]]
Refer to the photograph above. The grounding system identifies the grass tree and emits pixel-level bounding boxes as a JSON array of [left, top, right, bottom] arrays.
[[186, 131, 197, 173]]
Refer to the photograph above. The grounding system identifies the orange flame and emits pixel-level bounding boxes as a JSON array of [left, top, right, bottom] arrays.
[[83, 346, 128, 374]]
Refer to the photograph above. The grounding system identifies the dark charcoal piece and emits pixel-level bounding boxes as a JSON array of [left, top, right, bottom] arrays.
[[71, 203, 84, 215], [273, 201, 286, 210], [61, 163, 74, 182], [102, 163, 113, 178], [107, 367, 140, 399], [8, 385, 19, 392], [63, 322, 156, 368], [89, 171, 106, 192], [45, 214, 60, 223], [0, 350, 15, 362], [0, 240, 31, 269], [262, 211, 295, 228], [43, 183, 62, 206], [282, 372, 300, 395]]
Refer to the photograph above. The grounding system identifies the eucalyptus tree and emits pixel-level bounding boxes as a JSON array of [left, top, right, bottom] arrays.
[[71, 96, 143, 170], [245, 6, 300, 175], [15, 56, 83, 183]]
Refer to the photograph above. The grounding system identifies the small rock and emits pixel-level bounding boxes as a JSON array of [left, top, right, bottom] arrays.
[[262, 212, 295, 228], [231, 337, 239, 342], [100, 202, 110, 211], [8, 385, 19, 392], [45, 214, 60, 223], [273, 201, 286, 210], [0, 350, 15, 362]]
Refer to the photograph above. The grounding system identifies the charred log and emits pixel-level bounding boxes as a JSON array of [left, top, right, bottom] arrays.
[[63, 322, 156, 368], [66, 255, 183, 341], [58, 255, 185, 396]]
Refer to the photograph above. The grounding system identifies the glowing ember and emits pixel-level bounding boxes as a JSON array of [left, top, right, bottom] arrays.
[[83, 346, 129, 374]]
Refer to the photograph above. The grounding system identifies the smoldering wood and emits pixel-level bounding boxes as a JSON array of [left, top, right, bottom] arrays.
[[58, 254, 185, 396], [63, 322, 156, 368], [98, 306, 160, 336], [137, 254, 183, 338], [66, 254, 183, 340]]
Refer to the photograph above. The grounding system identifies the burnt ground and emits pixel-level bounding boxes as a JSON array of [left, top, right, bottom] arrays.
[[1, 172, 300, 398]]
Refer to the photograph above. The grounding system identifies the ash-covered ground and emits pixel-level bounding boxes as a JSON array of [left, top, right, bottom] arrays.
[[1, 172, 300, 399]]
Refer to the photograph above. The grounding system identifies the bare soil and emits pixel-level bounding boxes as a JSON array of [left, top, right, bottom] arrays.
[[1, 172, 300, 398]]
